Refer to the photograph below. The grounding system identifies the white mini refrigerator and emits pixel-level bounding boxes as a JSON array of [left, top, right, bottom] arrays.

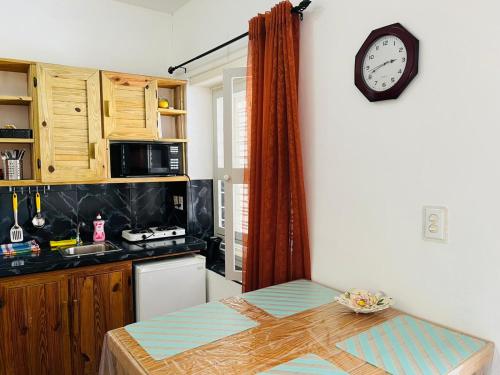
[[134, 255, 206, 321]]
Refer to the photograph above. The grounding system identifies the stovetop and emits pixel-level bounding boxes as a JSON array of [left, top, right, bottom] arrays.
[[122, 225, 186, 242], [127, 225, 180, 235]]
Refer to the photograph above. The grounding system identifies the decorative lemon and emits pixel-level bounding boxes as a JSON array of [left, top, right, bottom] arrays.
[[159, 99, 169, 108]]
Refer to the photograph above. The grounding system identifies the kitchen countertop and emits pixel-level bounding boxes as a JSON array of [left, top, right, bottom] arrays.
[[0, 236, 206, 278]]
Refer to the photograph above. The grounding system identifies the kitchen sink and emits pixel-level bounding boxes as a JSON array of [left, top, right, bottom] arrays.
[[59, 241, 122, 258]]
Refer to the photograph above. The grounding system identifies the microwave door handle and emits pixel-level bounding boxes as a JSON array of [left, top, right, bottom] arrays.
[[147, 144, 152, 173]]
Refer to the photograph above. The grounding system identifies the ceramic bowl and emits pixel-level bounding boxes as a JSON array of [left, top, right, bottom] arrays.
[[335, 289, 394, 314]]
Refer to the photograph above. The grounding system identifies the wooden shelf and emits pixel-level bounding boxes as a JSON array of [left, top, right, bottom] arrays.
[[0, 180, 38, 187], [158, 138, 188, 143], [0, 95, 32, 105], [0, 176, 189, 187], [0, 138, 34, 144], [158, 108, 187, 116], [0, 59, 31, 73], [107, 176, 188, 184], [156, 78, 187, 89]]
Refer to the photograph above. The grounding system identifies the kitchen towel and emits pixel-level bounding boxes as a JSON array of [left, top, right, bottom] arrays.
[[336, 314, 486, 375], [259, 354, 348, 374], [125, 301, 258, 360], [0, 240, 40, 256], [241, 279, 339, 318]]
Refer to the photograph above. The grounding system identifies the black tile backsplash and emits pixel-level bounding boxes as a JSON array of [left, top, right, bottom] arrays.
[[0, 180, 214, 245], [187, 179, 214, 240]]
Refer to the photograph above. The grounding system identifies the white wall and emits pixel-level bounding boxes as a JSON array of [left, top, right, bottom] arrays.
[[0, 0, 173, 76], [172, 0, 277, 69], [172, 0, 500, 372], [301, 0, 500, 372], [171, 0, 280, 181], [206, 270, 242, 302], [186, 86, 213, 179]]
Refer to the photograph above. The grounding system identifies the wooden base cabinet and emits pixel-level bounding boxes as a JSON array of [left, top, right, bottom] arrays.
[[0, 273, 72, 375], [0, 262, 133, 375], [70, 263, 134, 375]]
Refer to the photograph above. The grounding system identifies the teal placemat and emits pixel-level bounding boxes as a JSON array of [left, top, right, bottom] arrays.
[[259, 354, 348, 374], [125, 301, 258, 360], [242, 279, 339, 318], [336, 315, 486, 375]]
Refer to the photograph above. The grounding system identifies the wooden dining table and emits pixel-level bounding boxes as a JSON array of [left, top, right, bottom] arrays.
[[99, 282, 493, 375]]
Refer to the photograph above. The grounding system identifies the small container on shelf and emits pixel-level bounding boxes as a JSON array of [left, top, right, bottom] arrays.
[[0, 128, 33, 139], [1, 149, 26, 180], [6, 159, 23, 180]]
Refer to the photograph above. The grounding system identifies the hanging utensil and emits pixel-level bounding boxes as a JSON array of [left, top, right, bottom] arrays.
[[10, 192, 23, 242], [32, 192, 45, 228]]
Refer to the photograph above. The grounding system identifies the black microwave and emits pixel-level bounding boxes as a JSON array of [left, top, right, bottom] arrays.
[[110, 142, 184, 178]]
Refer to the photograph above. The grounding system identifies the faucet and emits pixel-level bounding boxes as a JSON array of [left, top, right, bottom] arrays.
[[76, 222, 86, 245]]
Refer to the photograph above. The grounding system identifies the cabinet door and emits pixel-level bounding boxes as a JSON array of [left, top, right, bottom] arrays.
[[101, 71, 158, 140], [71, 263, 133, 375], [37, 63, 106, 182], [0, 274, 71, 375]]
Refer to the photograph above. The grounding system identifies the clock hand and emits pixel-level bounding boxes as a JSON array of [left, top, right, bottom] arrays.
[[370, 59, 397, 74]]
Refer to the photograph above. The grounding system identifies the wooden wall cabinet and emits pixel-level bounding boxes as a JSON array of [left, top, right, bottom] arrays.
[[0, 262, 133, 375], [101, 71, 158, 140], [36, 63, 106, 182], [70, 263, 133, 375], [0, 273, 72, 375]]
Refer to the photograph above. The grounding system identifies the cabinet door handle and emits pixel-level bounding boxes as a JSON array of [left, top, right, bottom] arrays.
[[72, 299, 80, 336], [104, 100, 112, 117], [90, 143, 97, 160]]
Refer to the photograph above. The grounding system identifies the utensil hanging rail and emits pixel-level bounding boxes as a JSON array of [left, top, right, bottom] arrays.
[[167, 0, 312, 74]]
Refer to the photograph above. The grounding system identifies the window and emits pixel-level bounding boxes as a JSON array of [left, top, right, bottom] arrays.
[[213, 68, 248, 282]]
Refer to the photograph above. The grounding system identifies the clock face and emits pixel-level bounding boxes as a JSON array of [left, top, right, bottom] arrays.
[[362, 35, 407, 92]]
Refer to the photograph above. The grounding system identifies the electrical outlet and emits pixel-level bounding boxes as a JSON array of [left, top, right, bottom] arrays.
[[423, 206, 448, 242], [174, 196, 184, 210]]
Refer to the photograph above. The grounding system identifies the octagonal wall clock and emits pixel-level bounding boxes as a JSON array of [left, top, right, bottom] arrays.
[[355, 23, 419, 102]]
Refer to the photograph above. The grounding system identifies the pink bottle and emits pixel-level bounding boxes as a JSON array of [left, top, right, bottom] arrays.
[[93, 213, 106, 242]]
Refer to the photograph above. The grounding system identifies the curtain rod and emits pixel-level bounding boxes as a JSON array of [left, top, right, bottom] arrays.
[[168, 0, 312, 74]]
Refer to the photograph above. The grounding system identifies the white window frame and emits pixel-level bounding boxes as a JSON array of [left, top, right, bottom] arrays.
[[212, 87, 225, 238], [212, 68, 247, 283]]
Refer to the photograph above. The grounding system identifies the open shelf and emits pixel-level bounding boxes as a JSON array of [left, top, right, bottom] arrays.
[[0, 59, 31, 73], [0, 138, 34, 143], [158, 138, 188, 143], [0, 95, 32, 105], [158, 108, 187, 116], [157, 78, 187, 89]]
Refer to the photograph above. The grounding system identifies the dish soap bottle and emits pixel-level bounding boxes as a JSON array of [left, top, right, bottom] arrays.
[[93, 213, 106, 242]]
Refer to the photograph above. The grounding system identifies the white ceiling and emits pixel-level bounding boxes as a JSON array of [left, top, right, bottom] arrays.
[[114, 0, 190, 14]]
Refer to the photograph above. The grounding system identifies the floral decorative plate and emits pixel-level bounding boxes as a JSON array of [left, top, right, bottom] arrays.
[[336, 289, 394, 314]]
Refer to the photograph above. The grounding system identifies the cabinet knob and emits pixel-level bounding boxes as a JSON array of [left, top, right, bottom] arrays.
[[48, 165, 55, 173], [75, 107, 81, 113], [42, 121, 47, 127]]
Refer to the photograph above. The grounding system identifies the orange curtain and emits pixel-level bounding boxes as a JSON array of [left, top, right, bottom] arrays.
[[243, 1, 311, 292]]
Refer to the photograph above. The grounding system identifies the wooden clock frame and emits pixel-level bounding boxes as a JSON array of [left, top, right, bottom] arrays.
[[355, 23, 419, 102]]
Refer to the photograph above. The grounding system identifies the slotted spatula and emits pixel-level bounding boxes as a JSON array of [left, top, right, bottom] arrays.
[[10, 192, 23, 242]]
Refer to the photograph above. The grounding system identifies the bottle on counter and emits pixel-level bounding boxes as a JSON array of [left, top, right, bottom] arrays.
[[93, 213, 106, 242]]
